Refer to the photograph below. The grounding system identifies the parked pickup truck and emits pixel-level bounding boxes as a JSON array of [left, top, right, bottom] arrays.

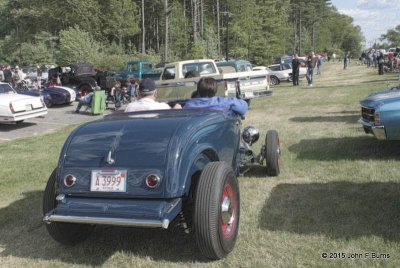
[[155, 59, 271, 103], [113, 60, 161, 81]]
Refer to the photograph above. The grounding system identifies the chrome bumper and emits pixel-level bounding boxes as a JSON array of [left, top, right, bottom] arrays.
[[239, 90, 272, 99], [43, 215, 171, 229], [358, 118, 386, 140], [43, 197, 182, 229]]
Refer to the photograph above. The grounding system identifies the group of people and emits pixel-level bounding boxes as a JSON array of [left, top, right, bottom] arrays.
[[360, 49, 397, 75], [291, 52, 324, 87], [76, 76, 248, 117], [0, 65, 26, 87], [75, 79, 140, 113], [0, 64, 47, 89]]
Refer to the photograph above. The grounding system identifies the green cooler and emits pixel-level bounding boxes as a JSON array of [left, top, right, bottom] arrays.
[[91, 90, 106, 115]]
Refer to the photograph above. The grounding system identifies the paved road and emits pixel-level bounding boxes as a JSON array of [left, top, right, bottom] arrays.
[[0, 102, 124, 143]]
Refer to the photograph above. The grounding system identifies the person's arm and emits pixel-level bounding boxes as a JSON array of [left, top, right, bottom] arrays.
[[228, 98, 248, 117]]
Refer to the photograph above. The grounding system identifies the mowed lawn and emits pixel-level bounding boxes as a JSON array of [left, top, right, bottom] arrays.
[[1, 61, 400, 267]]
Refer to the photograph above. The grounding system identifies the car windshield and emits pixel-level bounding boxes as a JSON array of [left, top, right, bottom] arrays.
[[0, 83, 16, 94]]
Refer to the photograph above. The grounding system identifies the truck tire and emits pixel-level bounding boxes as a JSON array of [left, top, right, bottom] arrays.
[[265, 130, 281, 176], [194, 162, 240, 260], [43, 168, 94, 245], [270, 76, 280, 85]]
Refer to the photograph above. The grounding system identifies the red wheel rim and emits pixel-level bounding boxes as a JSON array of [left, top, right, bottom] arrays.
[[81, 87, 89, 96], [220, 181, 236, 239]]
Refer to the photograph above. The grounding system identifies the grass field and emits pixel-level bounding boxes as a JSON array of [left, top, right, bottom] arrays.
[[1, 62, 400, 267]]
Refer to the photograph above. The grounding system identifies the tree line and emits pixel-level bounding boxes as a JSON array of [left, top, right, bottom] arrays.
[[0, 0, 364, 70]]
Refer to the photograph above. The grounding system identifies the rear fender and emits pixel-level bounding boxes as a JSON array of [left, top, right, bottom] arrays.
[[180, 148, 219, 197]]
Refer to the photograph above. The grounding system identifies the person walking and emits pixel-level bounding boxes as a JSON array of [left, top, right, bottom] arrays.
[[316, 55, 323, 75], [378, 51, 385, 75], [3, 65, 13, 84], [0, 65, 4, 82], [291, 54, 300, 86], [343, 52, 350, 69], [36, 65, 42, 89], [110, 80, 122, 109], [306, 52, 317, 87]]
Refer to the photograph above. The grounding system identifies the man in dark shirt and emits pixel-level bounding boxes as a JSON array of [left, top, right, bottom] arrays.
[[291, 54, 300, 86], [3, 65, 13, 84], [306, 52, 317, 87]]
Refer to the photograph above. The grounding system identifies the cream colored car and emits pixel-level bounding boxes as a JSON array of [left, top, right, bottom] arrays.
[[0, 82, 47, 124]]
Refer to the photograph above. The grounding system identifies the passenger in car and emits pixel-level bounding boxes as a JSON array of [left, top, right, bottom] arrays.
[[184, 77, 248, 117], [124, 78, 181, 112]]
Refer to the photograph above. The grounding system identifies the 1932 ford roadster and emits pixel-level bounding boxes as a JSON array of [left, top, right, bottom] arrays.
[[42, 109, 280, 260]]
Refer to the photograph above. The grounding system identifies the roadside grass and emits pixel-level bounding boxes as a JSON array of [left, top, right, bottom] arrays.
[[1, 62, 400, 267]]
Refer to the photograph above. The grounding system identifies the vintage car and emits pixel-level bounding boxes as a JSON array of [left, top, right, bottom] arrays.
[[0, 82, 47, 124], [49, 63, 99, 97], [17, 86, 76, 107], [42, 108, 280, 260], [359, 86, 400, 140]]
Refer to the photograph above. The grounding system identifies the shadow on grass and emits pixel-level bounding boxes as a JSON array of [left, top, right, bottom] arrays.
[[327, 110, 359, 115], [0, 191, 206, 266], [259, 182, 400, 241], [289, 136, 400, 161], [290, 114, 360, 124], [0, 122, 37, 132]]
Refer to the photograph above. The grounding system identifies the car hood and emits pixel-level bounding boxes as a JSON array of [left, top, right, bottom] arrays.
[[360, 87, 400, 107], [48, 86, 76, 97]]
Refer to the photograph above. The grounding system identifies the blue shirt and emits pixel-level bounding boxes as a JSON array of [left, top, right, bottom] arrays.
[[184, 96, 248, 117], [82, 92, 94, 104]]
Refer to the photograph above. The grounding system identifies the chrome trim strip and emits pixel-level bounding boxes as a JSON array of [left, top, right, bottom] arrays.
[[43, 215, 169, 229], [358, 118, 373, 127], [372, 126, 386, 140]]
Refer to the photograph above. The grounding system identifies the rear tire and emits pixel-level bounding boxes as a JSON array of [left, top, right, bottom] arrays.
[[265, 130, 281, 176], [194, 162, 240, 260], [270, 76, 280, 85], [43, 169, 94, 245]]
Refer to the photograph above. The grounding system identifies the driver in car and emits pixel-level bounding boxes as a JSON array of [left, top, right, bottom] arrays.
[[184, 77, 248, 117]]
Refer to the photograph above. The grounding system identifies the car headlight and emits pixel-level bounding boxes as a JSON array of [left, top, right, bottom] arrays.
[[374, 112, 381, 125]]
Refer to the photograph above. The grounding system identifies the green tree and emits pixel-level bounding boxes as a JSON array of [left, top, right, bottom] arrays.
[[100, 0, 140, 47], [380, 25, 400, 47], [57, 26, 100, 65]]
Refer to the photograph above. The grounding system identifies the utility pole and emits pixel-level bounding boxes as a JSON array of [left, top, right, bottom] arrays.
[[164, 0, 169, 62], [141, 0, 145, 54], [221, 6, 233, 60]]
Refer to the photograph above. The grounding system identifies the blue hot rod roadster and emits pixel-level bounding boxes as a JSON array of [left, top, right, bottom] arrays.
[[42, 109, 280, 260]]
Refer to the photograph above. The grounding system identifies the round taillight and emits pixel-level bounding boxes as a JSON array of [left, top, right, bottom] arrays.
[[64, 174, 76, 187], [145, 174, 161, 188]]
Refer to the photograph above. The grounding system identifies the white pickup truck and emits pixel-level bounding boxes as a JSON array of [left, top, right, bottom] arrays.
[[155, 59, 271, 102]]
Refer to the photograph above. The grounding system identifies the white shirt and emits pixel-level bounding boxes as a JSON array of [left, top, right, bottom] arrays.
[[124, 97, 171, 112]]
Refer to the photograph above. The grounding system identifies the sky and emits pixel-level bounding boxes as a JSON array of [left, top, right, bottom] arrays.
[[330, 0, 400, 47]]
